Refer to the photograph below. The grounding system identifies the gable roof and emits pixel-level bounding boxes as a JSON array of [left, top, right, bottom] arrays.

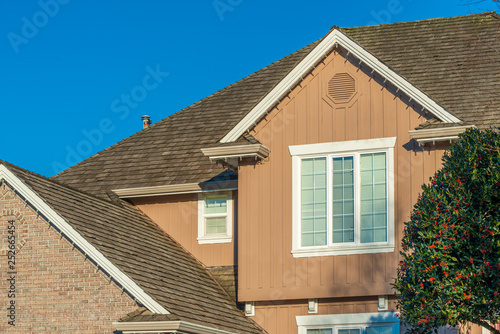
[[53, 12, 500, 194], [0, 161, 263, 333]]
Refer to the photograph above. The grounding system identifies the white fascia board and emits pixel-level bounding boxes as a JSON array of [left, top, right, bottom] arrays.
[[113, 320, 237, 333], [221, 29, 461, 143], [0, 164, 169, 315]]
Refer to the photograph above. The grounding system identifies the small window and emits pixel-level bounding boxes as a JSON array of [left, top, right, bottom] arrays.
[[198, 192, 233, 244], [290, 137, 396, 257]]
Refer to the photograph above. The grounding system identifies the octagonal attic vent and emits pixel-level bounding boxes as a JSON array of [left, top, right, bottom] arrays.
[[328, 73, 356, 102]]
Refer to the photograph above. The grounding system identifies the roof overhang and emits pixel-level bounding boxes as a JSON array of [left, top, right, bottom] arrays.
[[0, 164, 169, 314], [113, 320, 236, 334], [201, 144, 270, 169], [220, 29, 462, 143], [114, 180, 238, 198], [409, 125, 475, 145]]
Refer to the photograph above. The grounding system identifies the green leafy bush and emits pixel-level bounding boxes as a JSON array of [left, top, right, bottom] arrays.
[[394, 128, 500, 334]]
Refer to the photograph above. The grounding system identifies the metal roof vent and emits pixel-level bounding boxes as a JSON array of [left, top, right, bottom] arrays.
[[142, 115, 152, 129], [328, 73, 356, 103]]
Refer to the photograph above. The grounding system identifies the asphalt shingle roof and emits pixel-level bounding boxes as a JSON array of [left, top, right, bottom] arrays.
[[53, 12, 500, 194], [2, 161, 264, 333]]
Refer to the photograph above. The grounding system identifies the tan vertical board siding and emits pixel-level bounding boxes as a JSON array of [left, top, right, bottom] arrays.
[[238, 50, 449, 301], [132, 192, 236, 267], [252, 298, 398, 334], [0, 186, 138, 333]]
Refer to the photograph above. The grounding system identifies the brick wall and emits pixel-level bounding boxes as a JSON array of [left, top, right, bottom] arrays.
[[0, 184, 139, 333]]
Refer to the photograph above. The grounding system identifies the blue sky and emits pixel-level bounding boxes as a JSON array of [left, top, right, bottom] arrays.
[[1, 0, 497, 177]]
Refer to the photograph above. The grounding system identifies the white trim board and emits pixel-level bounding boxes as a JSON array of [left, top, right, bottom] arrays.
[[113, 320, 236, 334], [220, 29, 461, 143], [296, 312, 400, 327], [114, 180, 238, 198], [289, 137, 397, 156], [0, 164, 169, 314]]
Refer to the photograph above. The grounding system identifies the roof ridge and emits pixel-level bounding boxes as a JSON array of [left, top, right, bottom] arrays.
[[1, 159, 128, 210], [341, 11, 497, 29], [53, 40, 319, 180]]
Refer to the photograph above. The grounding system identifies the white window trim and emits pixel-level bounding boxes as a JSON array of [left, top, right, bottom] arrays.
[[290, 137, 396, 257], [297, 312, 400, 334], [197, 191, 233, 244]]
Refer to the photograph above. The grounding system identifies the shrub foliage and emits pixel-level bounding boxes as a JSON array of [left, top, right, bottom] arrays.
[[394, 128, 500, 334]]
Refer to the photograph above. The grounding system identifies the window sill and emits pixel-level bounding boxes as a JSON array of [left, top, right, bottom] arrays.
[[291, 244, 394, 258], [197, 236, 232, 245]]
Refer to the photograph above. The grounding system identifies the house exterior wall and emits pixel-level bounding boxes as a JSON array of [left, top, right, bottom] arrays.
[[0, 185, 138, 333], [132, 191, 237, 267], [237, 49, 447, 302]]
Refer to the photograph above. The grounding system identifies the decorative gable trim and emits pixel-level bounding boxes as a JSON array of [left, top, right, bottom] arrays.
[[0, 164, 169, 315], [220, 29, 461, 143]]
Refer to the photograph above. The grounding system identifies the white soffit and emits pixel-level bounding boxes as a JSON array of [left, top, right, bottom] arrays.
[[0, 164, 169, 315], [220, 29, 461, 143]]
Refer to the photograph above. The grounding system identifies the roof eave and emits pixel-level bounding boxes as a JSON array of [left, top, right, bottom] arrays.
[[113, 180, 238, 198], [409, 125, 475, 144], [201, 144, 270, 169], [113, 320, 237, 334]]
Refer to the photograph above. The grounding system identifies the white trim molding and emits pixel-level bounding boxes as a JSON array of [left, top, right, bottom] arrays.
[[409, 125, 475, 144], [289, 137, 397, 156], [114, 180, 238, 198], [221, 29, 461, 143], [197, 191, 233, 244], [201, 144, 270, 169], [113, 320, 236, 334], [0, 164, 169, 315], [290, 138, 396, 258], [201, 144, 270, 160], [296, 312, 400, 334]]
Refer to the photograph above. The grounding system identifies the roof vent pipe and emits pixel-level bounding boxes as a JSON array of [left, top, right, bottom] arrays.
[[142, 115, 152, 129]]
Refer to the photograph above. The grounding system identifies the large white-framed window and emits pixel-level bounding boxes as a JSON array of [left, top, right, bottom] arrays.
[[197, 192, 233, 244], [289, 137, 396, 257], [297, 312, 400, 334]]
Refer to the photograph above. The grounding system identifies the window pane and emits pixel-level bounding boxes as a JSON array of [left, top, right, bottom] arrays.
[[206, 217, 227, 235], [367, 326, 392, 334], [332, 156, 354, 243], [360, 153, 387, 243], [373, 152, 387, 169], [307, 329, 333, 334], [301, 158, 327, 247], [205, 197, 227, 214], [339, 329, 361, 334]]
